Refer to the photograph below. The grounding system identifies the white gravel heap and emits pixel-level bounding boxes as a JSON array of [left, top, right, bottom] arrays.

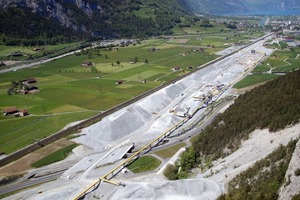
[[107, 178, 224, 200], [74, 41, 270, 154]]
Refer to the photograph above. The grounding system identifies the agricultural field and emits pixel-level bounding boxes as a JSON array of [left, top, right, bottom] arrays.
[[254, 47, 300, 73], [0, 43, 79, 61], [233, 45, 300, 89], [0, 32, 263, 155]]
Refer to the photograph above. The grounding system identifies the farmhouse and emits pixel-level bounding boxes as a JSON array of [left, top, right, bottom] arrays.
[[27, 86, 39, 94], [3, 107, 19, 116], [32, 47, 42, 51], [148, 48, 159, 52], [129, 59, 136, 64], [172, 67, 181, 72], [115, 80, 123, 85], [7, 52, 23, 57], [19, 109, 29, 116], [22, 78, 37, 85], [3, 107, 29, 116], [81, 61, 93, 67]]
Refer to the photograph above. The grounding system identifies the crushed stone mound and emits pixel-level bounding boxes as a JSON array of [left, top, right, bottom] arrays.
[[107, 178, 224, 200]]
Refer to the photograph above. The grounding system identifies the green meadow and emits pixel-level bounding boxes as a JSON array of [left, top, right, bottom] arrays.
[[0, 43, 79, 61], [234, 47, 300, 89], [253, 47, 300, 73], [0, 32, 263, 154]]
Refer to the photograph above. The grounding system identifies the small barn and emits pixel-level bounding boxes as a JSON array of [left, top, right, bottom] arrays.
[[115, 80, 123, 85], [172, 67, 181, 72], [3, 107, 19, 116], [81, 62, 93, 67], [19, 109, 29, 116], [22, 78, 37, 85]]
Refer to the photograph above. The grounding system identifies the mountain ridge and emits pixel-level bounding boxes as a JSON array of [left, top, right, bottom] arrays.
[[0, 0, 192, 45]]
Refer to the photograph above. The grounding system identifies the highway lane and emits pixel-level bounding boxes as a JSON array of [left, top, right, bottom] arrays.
[[0, 171, 64, 196]]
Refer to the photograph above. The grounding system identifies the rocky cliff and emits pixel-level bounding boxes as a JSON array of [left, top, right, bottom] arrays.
[[0, 0, 102, 31], [0, 0, 192, 43]]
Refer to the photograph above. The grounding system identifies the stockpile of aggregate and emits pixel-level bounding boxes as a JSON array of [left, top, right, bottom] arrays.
[[107, 178, 224, 200], [73, 48, 254, 152]]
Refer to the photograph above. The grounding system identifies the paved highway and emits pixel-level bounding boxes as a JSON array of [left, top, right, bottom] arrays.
[[0, 171, 64, 196]]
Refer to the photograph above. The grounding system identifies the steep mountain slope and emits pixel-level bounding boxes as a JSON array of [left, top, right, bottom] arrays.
[[185, 0, 300, 14], [0, 0, 192, 45]]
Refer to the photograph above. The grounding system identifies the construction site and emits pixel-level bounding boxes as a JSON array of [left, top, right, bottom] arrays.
[[4, 34, 275, 200]]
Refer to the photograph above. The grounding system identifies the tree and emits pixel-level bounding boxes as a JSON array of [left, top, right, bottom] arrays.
[[163, 164, 179, 180], [200, 18, 213, 27], [145, 58, 149, 64], [7, 88, 14, 95]]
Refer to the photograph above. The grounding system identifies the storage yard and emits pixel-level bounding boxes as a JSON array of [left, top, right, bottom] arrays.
[[4, 34, 276, 200]]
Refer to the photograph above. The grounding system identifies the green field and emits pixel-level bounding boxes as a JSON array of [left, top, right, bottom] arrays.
[[0, 32, 263, 154], [127, 155, 161, 173], [154, 143, 186, 159], [233, 74, 279, 89], [31, 144, 77, 168], [0, 43, 79, 61], [233, 45, 300, 89], [253, 48, 300, 73]]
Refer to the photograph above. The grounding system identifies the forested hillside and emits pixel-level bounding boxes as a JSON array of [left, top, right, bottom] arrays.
[[193, 69, 300, 160], [164, 69, 300, 180], [0, 0, 193, 45]]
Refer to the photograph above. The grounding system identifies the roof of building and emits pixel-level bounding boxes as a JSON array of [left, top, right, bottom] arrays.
[[3, 107, 18, 113]]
